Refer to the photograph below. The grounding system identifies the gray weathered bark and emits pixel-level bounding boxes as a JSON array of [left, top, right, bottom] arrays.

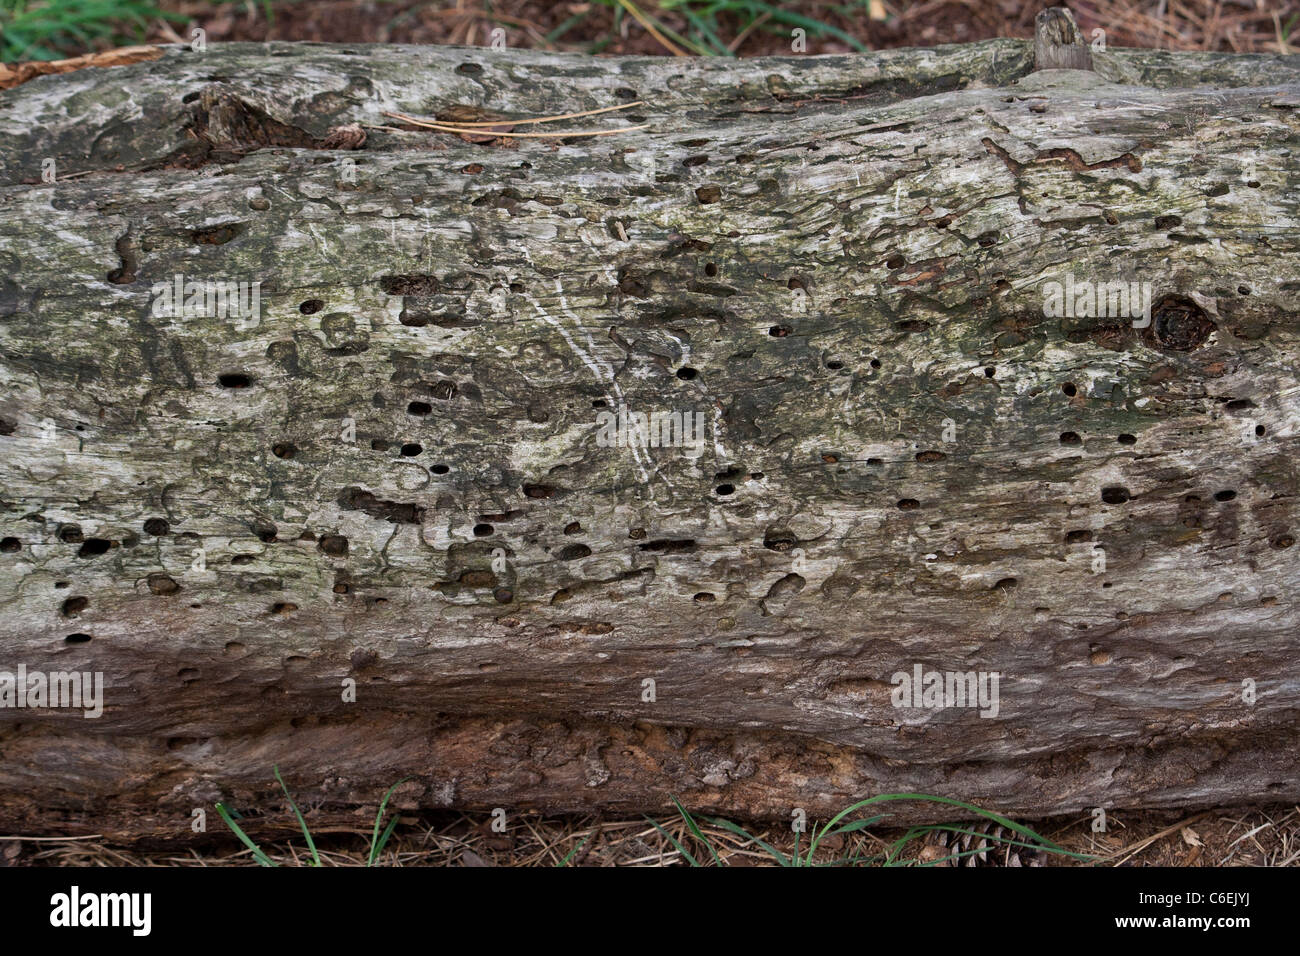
[[1, 32, 1299, 841]]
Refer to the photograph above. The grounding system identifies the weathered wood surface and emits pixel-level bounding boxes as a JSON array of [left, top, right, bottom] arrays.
[[1, 34, 1299, 840]]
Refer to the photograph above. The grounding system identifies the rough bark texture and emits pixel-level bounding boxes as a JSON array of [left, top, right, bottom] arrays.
[[1, 36, 1299, 842]]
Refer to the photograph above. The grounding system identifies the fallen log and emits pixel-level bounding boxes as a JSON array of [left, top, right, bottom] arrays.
[[1, 14, 1299, 841]]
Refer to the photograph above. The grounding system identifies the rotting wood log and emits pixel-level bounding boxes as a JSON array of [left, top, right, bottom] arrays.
[[1, 17, 1299, 842]]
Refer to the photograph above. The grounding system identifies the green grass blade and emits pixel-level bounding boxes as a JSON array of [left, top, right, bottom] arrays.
[[367, 777, 412, 866], [645, 816, 701, 866], [215, 802, 278, 867], [707, 816, 791, 866], [738, 1, 868, 52], [546, 10, 590, 43], [672, 796, 721, 866], [680, 7, 734, 56], [555, 834, 591, 867], [273, 765, 321, 867], [370, 817, 399, 865]]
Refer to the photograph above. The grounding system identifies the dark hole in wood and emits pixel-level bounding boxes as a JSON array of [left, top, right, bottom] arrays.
[[318, 535, 349, 557], [1149, 295, 1215, 351], [77, 538, 111, 557]]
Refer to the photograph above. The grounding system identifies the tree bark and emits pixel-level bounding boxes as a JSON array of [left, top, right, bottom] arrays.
[[1, 33, 1299, 841]]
